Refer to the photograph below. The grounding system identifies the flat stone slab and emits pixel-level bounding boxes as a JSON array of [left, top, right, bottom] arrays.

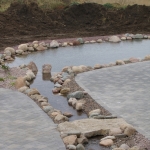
[[0, 88, 65, 150], [58, 118, 128, 138], [76, 61, 150, 139]]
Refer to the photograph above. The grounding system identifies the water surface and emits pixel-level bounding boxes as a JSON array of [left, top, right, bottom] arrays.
[[9, 40, 150, 72]]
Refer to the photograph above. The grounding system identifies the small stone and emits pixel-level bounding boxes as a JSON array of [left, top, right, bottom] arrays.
[[75, 103, 83, 111], [52, 88, 61, 93], [97, 39, 103, 43], [77, 135, 88, 144], [73, 41, 81, 46], [4, 47, 15, 55], [116, 60, 125, 65], [84, 41, 90, 44], [67, 91, 85, 100], [90, 40, 96, 43], [54, 83, 62, 88], [133, 34, 143, 39], [120, 143, 130, 150], [50, 40, 59, 48], [100, 136, 115, 141], [144, 35, 148, 39], [68, 98, 77, 105], [41, 102, 49, 106], [51, 111, 61, 118], [32, 41, 39, 44], [18, 86, 29, 93], [77, 38, 84, 44], [94, 64, 102, 69], [127, 37, 132, 40], [43, 106, 53, 113], [76, 144, 85, 150], [63, 79, 71, 85], [15, 77, 26, 89], [109, 128, 122, 136], [63, 112, 73, 117], [42, 64, 52, 73], [99, 139, 113, 147], [60, 88, 70, 95], [89, 109, 101, 116], [129, 57, 140, 63], [36, 45, 46, 51], [144, 55, 150, 61], [67, 145, 76, 150], [16, 49, 23, 54], [28, 89, 40, 96], [54, 114, 66, 122], [63, 135, 77, 146], [62, 42, 68, 47], [109, 36, 121, 43], [121, 37, 126, 40], [28, 46, 34, 52], [124, 125, 136, 136], [18, 44, 28, 51]]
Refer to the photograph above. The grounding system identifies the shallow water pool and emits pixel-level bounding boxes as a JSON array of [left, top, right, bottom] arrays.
[[8, 40, 150, 121], [9, 40, 150, 72]]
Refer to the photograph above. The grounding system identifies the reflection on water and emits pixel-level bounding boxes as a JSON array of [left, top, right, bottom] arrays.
[[84, 136, 111, 150], [42, 73, 51, 80], [31, 73, 87, 121]]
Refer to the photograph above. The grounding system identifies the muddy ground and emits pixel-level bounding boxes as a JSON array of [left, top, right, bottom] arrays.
[[0, 2, 150, 51]]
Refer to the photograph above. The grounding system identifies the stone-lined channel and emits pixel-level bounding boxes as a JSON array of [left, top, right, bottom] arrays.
[[7, 39, 150, 149], [8, 40, 150, 121]]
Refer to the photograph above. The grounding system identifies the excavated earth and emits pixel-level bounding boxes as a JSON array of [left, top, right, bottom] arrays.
[[0, 2, 150, 51]]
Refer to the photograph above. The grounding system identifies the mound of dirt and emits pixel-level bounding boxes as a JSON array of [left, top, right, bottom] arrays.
[[0, 2, 150, 50]]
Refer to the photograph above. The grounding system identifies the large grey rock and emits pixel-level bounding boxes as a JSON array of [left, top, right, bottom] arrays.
[[43, 106, 53, 113], [58, 118, 129, 138], [50, 40, 59, 48], [133, 34, 143, 39], [77, 38, 84, 44], [67, 91, 85, 100]]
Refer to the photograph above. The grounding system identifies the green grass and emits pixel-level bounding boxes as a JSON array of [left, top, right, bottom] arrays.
[[0, 77, 4, 81], [0, 0, 82, 12]]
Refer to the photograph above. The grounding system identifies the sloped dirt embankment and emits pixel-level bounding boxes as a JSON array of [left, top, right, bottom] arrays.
[[0, 2, 150, 50]]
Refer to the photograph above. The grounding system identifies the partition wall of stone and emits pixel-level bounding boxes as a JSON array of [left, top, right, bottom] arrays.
[[2, 33, 150, 150]]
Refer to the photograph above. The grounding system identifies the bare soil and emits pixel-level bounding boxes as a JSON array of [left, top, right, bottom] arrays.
[[0, 2, 150, 51]]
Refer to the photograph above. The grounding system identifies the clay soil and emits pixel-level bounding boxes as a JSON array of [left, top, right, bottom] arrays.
[[0, 2, 150, 51]]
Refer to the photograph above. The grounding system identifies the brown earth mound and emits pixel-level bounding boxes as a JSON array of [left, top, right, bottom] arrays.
[[0, 2, 150, 50]]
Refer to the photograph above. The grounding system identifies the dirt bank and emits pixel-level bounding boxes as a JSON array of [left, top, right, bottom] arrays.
[[0, 2, 150, 50]]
